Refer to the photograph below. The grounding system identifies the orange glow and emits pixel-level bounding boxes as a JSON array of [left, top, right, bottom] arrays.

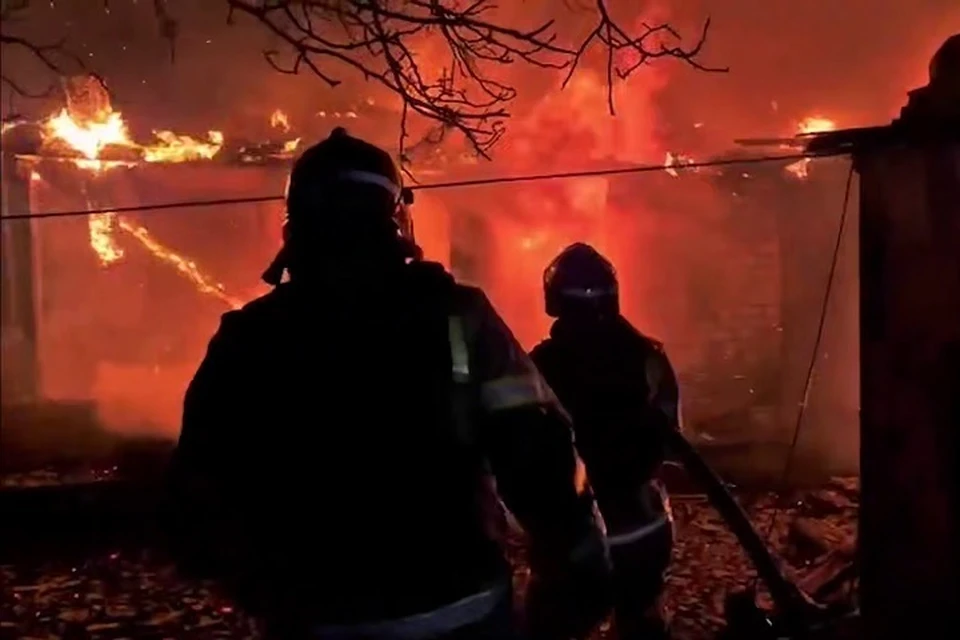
[[41, 92, 238, 307], [45, 108, 131, 160], [142, 130, 224, 163], [797, 116, 838, 134], [468, 53, 668, 345], [270, 108, 291, 133], [88, 210, 125, 266], [117, 219, 243, 309], [785, 115, 839, 179]]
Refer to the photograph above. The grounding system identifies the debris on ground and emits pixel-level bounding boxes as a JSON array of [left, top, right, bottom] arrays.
[[0, 478, 858, 640]]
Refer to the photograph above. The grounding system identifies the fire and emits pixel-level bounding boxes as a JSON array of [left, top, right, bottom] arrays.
[[785, 115, 839, 179], [664, 151, 697, 178], [797, 116, 837, 135], [45, 108, 131, 160], [44, 108, 225, 167], [470, 54, 668, 345], [142, 130, 224, 163], [38, 76, 240, 308], [270, 109, 291, 133], [88, 210, 125, 266], [116, 220, 242, 309]]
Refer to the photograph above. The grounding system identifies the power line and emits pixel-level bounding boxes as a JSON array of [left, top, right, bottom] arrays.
[[0, 150, 847, 222]]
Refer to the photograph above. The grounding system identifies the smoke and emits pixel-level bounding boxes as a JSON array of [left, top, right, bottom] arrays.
[[1, 1, 957, 478]]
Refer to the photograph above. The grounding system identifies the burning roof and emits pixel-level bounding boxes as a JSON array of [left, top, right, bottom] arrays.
[[0, 76, 310, 310]]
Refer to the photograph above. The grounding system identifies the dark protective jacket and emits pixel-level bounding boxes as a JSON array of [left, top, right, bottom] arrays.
[[167, 260, 610, 638], [530, 316, 681, 541]]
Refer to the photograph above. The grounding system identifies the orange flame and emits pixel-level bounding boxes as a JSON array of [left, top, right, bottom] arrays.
[[45, 108, 131, 160], [785, 115, 838, 179], [42, 97, 239, 308], [270, 109, 291, 133], [43, 106, 224, 168], [797, 116, 838, 135], [117, 219, 242, 309], [88, 210, 125, 266], [142, 130, 224, 163]]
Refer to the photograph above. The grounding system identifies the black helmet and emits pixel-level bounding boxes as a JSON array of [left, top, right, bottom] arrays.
[[929, 33, 959, 85], [543, 243, 619, 318], [263, 127, 417, 284]]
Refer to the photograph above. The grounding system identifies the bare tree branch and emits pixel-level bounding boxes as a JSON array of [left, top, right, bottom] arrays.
[[151, 0, 180, 64], [0, 0, 88, 104], [226, 0, 726, 164]]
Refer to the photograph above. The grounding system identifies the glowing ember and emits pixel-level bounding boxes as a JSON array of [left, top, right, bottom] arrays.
[[270, 109, 290, 133], [2, 118, 27, 135], [664, 151, 697, 178], [785, 160, 811, 179], [142, 130, 224, 163], [116, 220, 242, 309], [42, 77, 225, 168], [39, 79, 240, 308], [785, 116, 839, 179], [89, 211, 125, 266], [45, 108, 132, 163], [797, 116, 837, 135]]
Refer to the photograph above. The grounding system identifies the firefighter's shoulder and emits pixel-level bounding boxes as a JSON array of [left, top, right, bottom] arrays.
[[528, 337, 554, 366], [445, 281, 495, 318], [211, 287, 289, 341], [632, 328, 665, 355], [405, 259, 457, 293]]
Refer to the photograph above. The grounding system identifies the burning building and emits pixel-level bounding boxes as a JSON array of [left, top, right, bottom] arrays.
[[1, 78, 290, 437], [1, 72, 859, 484], [0, 56, 863, 489], [0, 76, 460, 447]]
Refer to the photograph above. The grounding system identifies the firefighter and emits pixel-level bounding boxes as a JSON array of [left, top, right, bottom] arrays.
[[166, 129, 612, 640], [530, 243, 681, 640]]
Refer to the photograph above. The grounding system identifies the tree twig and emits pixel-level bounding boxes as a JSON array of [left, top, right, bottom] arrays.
[[226, 0, 726, 164], [0, 0, 86, 101]]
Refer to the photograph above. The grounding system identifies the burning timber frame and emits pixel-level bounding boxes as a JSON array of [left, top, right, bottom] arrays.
[[0, 144, 459, 412]]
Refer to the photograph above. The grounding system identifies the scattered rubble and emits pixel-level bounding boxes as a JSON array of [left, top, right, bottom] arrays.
[[1, 468, 119, 489], [0, 479, 858, 639]]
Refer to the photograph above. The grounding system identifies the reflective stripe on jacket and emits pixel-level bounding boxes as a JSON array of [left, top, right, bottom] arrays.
[[605, 481, 673, 549], [310, 583, 510, 640]]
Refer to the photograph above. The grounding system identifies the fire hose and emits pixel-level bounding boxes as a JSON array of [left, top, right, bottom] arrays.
[[662, 426, 857, 639]]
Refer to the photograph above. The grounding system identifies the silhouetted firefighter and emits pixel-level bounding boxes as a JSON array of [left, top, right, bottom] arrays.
[[531, 243, 680, 640], [166, 129, 612, 640]]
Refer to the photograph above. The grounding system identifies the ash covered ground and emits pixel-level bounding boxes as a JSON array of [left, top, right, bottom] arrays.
[[1, 475, 857, 640]]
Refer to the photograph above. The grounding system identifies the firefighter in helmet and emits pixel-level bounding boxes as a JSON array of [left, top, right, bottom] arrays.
[[530, 243, 680, 640], [166, 128, 612, 640]]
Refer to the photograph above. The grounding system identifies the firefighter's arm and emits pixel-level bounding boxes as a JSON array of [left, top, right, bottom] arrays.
[[462, 291, 612, 637], [646, 343, 683, 432], [466, 292, 595, 549]]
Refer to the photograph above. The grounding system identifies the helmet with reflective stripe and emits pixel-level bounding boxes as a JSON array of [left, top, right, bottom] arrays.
[[543, 243, 619, 318], [263, 127, 418, 284]]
